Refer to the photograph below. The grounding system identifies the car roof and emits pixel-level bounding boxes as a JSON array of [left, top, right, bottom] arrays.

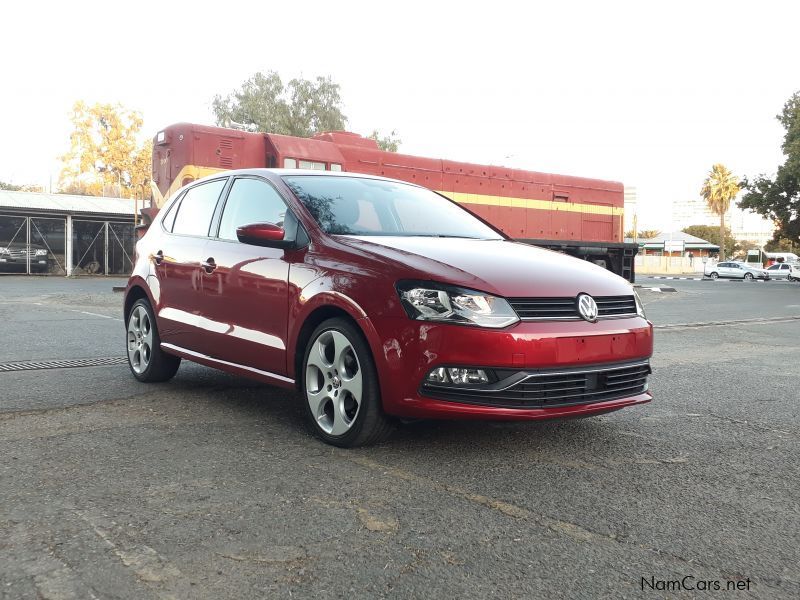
[[199, 168, 427, 188]]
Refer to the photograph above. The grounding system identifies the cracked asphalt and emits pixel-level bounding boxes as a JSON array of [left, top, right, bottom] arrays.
[[1, 276, 798, 599]]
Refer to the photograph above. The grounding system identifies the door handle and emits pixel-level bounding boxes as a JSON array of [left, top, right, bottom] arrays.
[[154, 250, 164, 265], [201, 257, 217, 274]]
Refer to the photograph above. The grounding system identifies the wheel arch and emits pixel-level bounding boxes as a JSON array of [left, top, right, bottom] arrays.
[[124, 284, 150, 323]]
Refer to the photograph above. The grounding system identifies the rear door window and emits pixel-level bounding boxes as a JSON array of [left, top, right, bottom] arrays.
[[171, 179, 227, 237]]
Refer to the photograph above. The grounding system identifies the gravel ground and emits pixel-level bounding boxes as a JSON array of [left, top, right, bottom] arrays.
[[0, 276, 798, 599]]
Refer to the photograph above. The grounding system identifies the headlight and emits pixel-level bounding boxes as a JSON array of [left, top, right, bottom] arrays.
[[35, 249, 47, 256], [397, 281, 519, 328], [0, 247, 8, 255], [633, 289, 646, 319]]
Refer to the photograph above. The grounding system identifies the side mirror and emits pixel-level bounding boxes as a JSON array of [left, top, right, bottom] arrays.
[[235, 212, 310, 250], [236, 222, 293, 248]]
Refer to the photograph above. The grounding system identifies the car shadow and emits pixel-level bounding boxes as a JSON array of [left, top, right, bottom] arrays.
[[165, 362, 635, 456]]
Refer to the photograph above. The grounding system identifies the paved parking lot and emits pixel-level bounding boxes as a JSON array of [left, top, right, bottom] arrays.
[[1, 276, 798, 599]]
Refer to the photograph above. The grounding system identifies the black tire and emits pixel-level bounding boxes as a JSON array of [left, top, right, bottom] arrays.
[[710, 272, 719, 279], [126, 298, 180, 383], [300, 317, 394, 447], [744, 272, 754, 280]]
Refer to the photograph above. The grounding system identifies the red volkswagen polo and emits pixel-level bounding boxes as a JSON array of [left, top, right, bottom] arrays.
[[125, 170, 653, 447]]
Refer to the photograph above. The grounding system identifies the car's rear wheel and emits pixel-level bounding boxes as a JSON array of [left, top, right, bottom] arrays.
[[744, 272, 754, 280], [301, 318, 393, 447], [709, 271, 719, 279], [126, 299, 180, 382]]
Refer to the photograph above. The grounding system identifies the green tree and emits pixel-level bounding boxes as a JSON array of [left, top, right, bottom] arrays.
[[700, 164, 740, 261], [0, 181, 22, 191], [59, 101, 152, 198], [369, 129, 401, 152], [624, 229, 660, 239], [285, 76, 347, 137], [682, 224, 736, 257], [212, 71, 347, 137], [733, 239, 759, 260], [638, 229, 661, 240], [740, 91, 800, 247], [764, 237, 797, 253]]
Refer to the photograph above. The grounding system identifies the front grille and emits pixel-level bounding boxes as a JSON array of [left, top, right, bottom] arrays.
[[508, 295, 637, 320], [7, 249, 35, 259], [421, 360, 651, 409]]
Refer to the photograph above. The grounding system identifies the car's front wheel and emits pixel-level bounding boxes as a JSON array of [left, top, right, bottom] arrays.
[[744, 272, 754, 280], [709, 271, 719, 279], [301, 318, 393, 447], [126, 298, 181, 382]]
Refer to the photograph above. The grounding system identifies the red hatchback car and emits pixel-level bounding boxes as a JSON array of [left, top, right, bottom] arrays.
[[125, 169, 653, 446]]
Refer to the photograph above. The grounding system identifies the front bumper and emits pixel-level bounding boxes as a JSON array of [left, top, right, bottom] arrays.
[[0, 257, 48, 271], [368, 315, 653, 419], [421, 360, 651, 408]]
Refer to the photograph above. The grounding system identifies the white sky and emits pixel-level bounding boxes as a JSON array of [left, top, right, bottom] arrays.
[[2, 0, 797, 229]]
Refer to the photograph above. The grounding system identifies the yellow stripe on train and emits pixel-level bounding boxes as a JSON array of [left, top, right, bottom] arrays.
[[438, 191, 624, 216]]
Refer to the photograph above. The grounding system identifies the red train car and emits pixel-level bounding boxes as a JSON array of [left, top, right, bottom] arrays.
[[151, 123, 637, 280]]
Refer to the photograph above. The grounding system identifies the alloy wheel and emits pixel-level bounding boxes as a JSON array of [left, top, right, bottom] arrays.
[[127, 305, 153, 374], [305, 330, 363, 436]]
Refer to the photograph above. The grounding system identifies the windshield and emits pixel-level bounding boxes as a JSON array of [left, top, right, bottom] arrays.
[[283, 175, 503, 239]]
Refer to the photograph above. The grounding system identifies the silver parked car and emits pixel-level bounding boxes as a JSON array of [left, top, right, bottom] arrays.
[[766, 262, 800, 281], [705, 261, 770, 280]]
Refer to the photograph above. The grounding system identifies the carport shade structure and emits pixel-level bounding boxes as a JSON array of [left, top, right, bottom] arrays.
[[0, 191, 136, 276], [632, 231, 720, 258]]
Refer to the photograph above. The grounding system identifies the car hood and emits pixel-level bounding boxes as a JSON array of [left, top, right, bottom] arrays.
[[336, 236, 634, 297]]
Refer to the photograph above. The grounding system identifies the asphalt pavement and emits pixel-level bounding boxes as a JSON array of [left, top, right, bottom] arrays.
[[0, 276, 798, 599]]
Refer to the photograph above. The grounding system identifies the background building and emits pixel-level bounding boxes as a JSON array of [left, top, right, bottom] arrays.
[[0, 191, 136, 276], [671, 196, 774, 246], [624, 186, 638, 234], [633, 231, 719, 275]]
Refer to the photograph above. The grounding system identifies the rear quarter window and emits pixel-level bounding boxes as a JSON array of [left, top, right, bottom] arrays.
[[161, 194, 183, 232]]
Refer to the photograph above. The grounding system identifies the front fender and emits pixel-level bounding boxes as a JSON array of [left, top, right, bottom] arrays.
[[286, 281, 388, 387]]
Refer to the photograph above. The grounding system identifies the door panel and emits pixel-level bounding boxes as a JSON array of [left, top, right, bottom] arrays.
[[197, 176, 292, 376], [155, 178, 228, 351], [200, 240, 289, 375], [156, 237, 209, 350]]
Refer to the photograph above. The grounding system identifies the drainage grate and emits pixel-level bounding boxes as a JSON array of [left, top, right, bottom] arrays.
[[0, 356, 128, 373]]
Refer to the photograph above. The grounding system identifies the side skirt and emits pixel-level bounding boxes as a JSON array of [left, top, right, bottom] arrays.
[[161, 342, 295, 389]]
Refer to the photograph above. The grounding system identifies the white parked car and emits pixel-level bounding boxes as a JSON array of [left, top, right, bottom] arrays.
[[766, 262, 800, 281], [705, 261, 770, 280]]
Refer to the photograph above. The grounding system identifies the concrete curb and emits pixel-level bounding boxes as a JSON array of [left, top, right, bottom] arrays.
[[637, 286, 678, 293]]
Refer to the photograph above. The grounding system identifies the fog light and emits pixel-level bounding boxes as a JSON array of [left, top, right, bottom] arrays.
[[448, 368, 489, 384], [426, 367, 448, 383], [426, 367, 492, 385]]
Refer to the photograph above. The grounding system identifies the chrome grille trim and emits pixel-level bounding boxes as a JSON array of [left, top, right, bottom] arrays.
[[508, 295, 638, 320]]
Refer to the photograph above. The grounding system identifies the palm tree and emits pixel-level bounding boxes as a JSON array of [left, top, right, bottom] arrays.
[[700, 164, 739, 261]]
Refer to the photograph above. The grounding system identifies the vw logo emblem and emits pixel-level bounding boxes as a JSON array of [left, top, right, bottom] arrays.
[[577, 293, 598, 322]]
